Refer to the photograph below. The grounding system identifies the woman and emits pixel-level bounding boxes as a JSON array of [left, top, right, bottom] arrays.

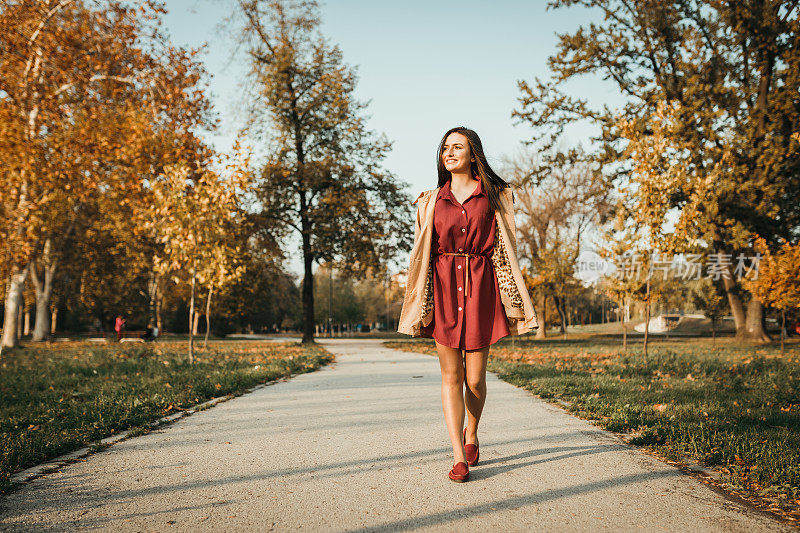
[[397, 126, 539, 482]]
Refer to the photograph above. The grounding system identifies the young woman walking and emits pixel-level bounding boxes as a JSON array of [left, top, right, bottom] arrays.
[[397, 126, 539, 482]]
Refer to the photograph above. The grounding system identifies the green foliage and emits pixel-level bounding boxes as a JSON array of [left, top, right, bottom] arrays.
[[691, 277, 728, 328]]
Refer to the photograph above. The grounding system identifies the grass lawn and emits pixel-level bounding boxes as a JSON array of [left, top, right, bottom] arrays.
[[386, 336, 800, 522], [0, 340, 333, 494]]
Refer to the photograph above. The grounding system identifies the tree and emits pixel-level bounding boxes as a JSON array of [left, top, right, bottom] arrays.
[[313, 263, 362, 334], [514, 0, 800, 341], [0, 0, 215, 348], [597, 223, 648, 354], [613, 101, 698, 356], [235, 0, 413, 343], [197, 148, 252, 348], [147, 158, 250, 362], [691, 278, 728, 341], [212, 252, 300, 334], [504, 148, 610, 338], [744, 237, 800, 354]]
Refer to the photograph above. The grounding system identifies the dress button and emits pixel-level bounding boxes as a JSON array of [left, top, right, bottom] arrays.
[[461, 210, 465, 214], [458, 247, 463, 252], [458, 306, 463, 311], [458, 287, 462, 291], [457, 265, 462, 270], [461, 228, 466, 232]]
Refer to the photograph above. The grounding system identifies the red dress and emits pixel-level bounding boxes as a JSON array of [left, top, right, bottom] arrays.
[[419, 177, 510, 350]]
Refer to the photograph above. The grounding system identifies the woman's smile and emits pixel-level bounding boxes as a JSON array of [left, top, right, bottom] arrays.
[[441, 131, 473, 173]]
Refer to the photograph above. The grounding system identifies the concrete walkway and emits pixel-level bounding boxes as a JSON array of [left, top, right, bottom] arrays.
[[0, 339, 792, 532]]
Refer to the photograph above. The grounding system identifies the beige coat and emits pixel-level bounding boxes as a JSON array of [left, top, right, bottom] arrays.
[[397, 185, 538, 338]]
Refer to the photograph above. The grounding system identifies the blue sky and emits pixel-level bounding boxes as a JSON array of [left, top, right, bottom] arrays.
[[161, 0, 624, 276]]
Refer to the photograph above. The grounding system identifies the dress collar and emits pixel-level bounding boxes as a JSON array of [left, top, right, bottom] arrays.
[[437, 176, 483, 204]]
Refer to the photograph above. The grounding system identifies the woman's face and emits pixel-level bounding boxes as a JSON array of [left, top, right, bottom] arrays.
[[441, 132, 473, 174]]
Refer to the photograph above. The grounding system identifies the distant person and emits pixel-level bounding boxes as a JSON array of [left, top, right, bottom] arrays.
[[143, 323, 159, 341], [114, 315, 126, 341], [396, 127, 539, 482]]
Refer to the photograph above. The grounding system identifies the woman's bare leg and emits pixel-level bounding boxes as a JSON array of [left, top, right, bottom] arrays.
[[436, 340, 466, 464], [464, 346, 489, 445]]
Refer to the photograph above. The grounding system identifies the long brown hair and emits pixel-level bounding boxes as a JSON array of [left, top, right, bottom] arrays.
[[436, 126, 510, 213]]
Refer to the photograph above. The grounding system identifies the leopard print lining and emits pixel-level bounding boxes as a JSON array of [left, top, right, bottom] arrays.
[[419, 222, 522, 325], [491, 223, 524, 309], [420, 256, 434, 323]]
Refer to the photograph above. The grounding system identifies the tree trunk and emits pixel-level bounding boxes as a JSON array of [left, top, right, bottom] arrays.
[[2, 265, 30, 349], [744, 297, 771, 342], [156, 286, 163, 334], [23, 307, 30, 337], [780, 309, 786, 356], [17, 292, 25, 340], [2, 41, 51, 351], [535, 293, 547, 339], [31, 239, 58, 342], [146, 268, 160, 332], [643, 279, 650, 362], [204, 287, 213, 349], [189, 262, 196, 363], [50, 302, 58, 335], [33, 289, 52, 341], [711, 231, 748, 336], [553, 295, 567, 337], [739, 47, 775, 346], [620, 297, 628, 354], [192, 309, 200, 336], [719, 273, 746, 334], [301, 226, 315, 344], [294, 93, 314, 344]]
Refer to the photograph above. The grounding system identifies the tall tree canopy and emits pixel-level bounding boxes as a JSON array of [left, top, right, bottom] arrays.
[[0, 0, 215, 348], [514, 0, 800, 340], [236, 0, 413, 343], [504, 149, 610, 338]]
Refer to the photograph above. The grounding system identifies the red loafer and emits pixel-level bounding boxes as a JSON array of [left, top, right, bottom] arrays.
[[463, 427, 479, 467], [448, 461, 469, 482]]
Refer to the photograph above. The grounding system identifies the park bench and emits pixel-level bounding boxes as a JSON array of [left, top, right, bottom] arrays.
[[118, 330, 159, 342], [119, 331, 145, 343]]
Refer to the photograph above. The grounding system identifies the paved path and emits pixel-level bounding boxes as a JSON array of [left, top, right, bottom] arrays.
[[0, 339, 792, 532]]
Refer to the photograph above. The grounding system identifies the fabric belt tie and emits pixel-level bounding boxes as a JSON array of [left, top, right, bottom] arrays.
[[437, 252, 488, 297]]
